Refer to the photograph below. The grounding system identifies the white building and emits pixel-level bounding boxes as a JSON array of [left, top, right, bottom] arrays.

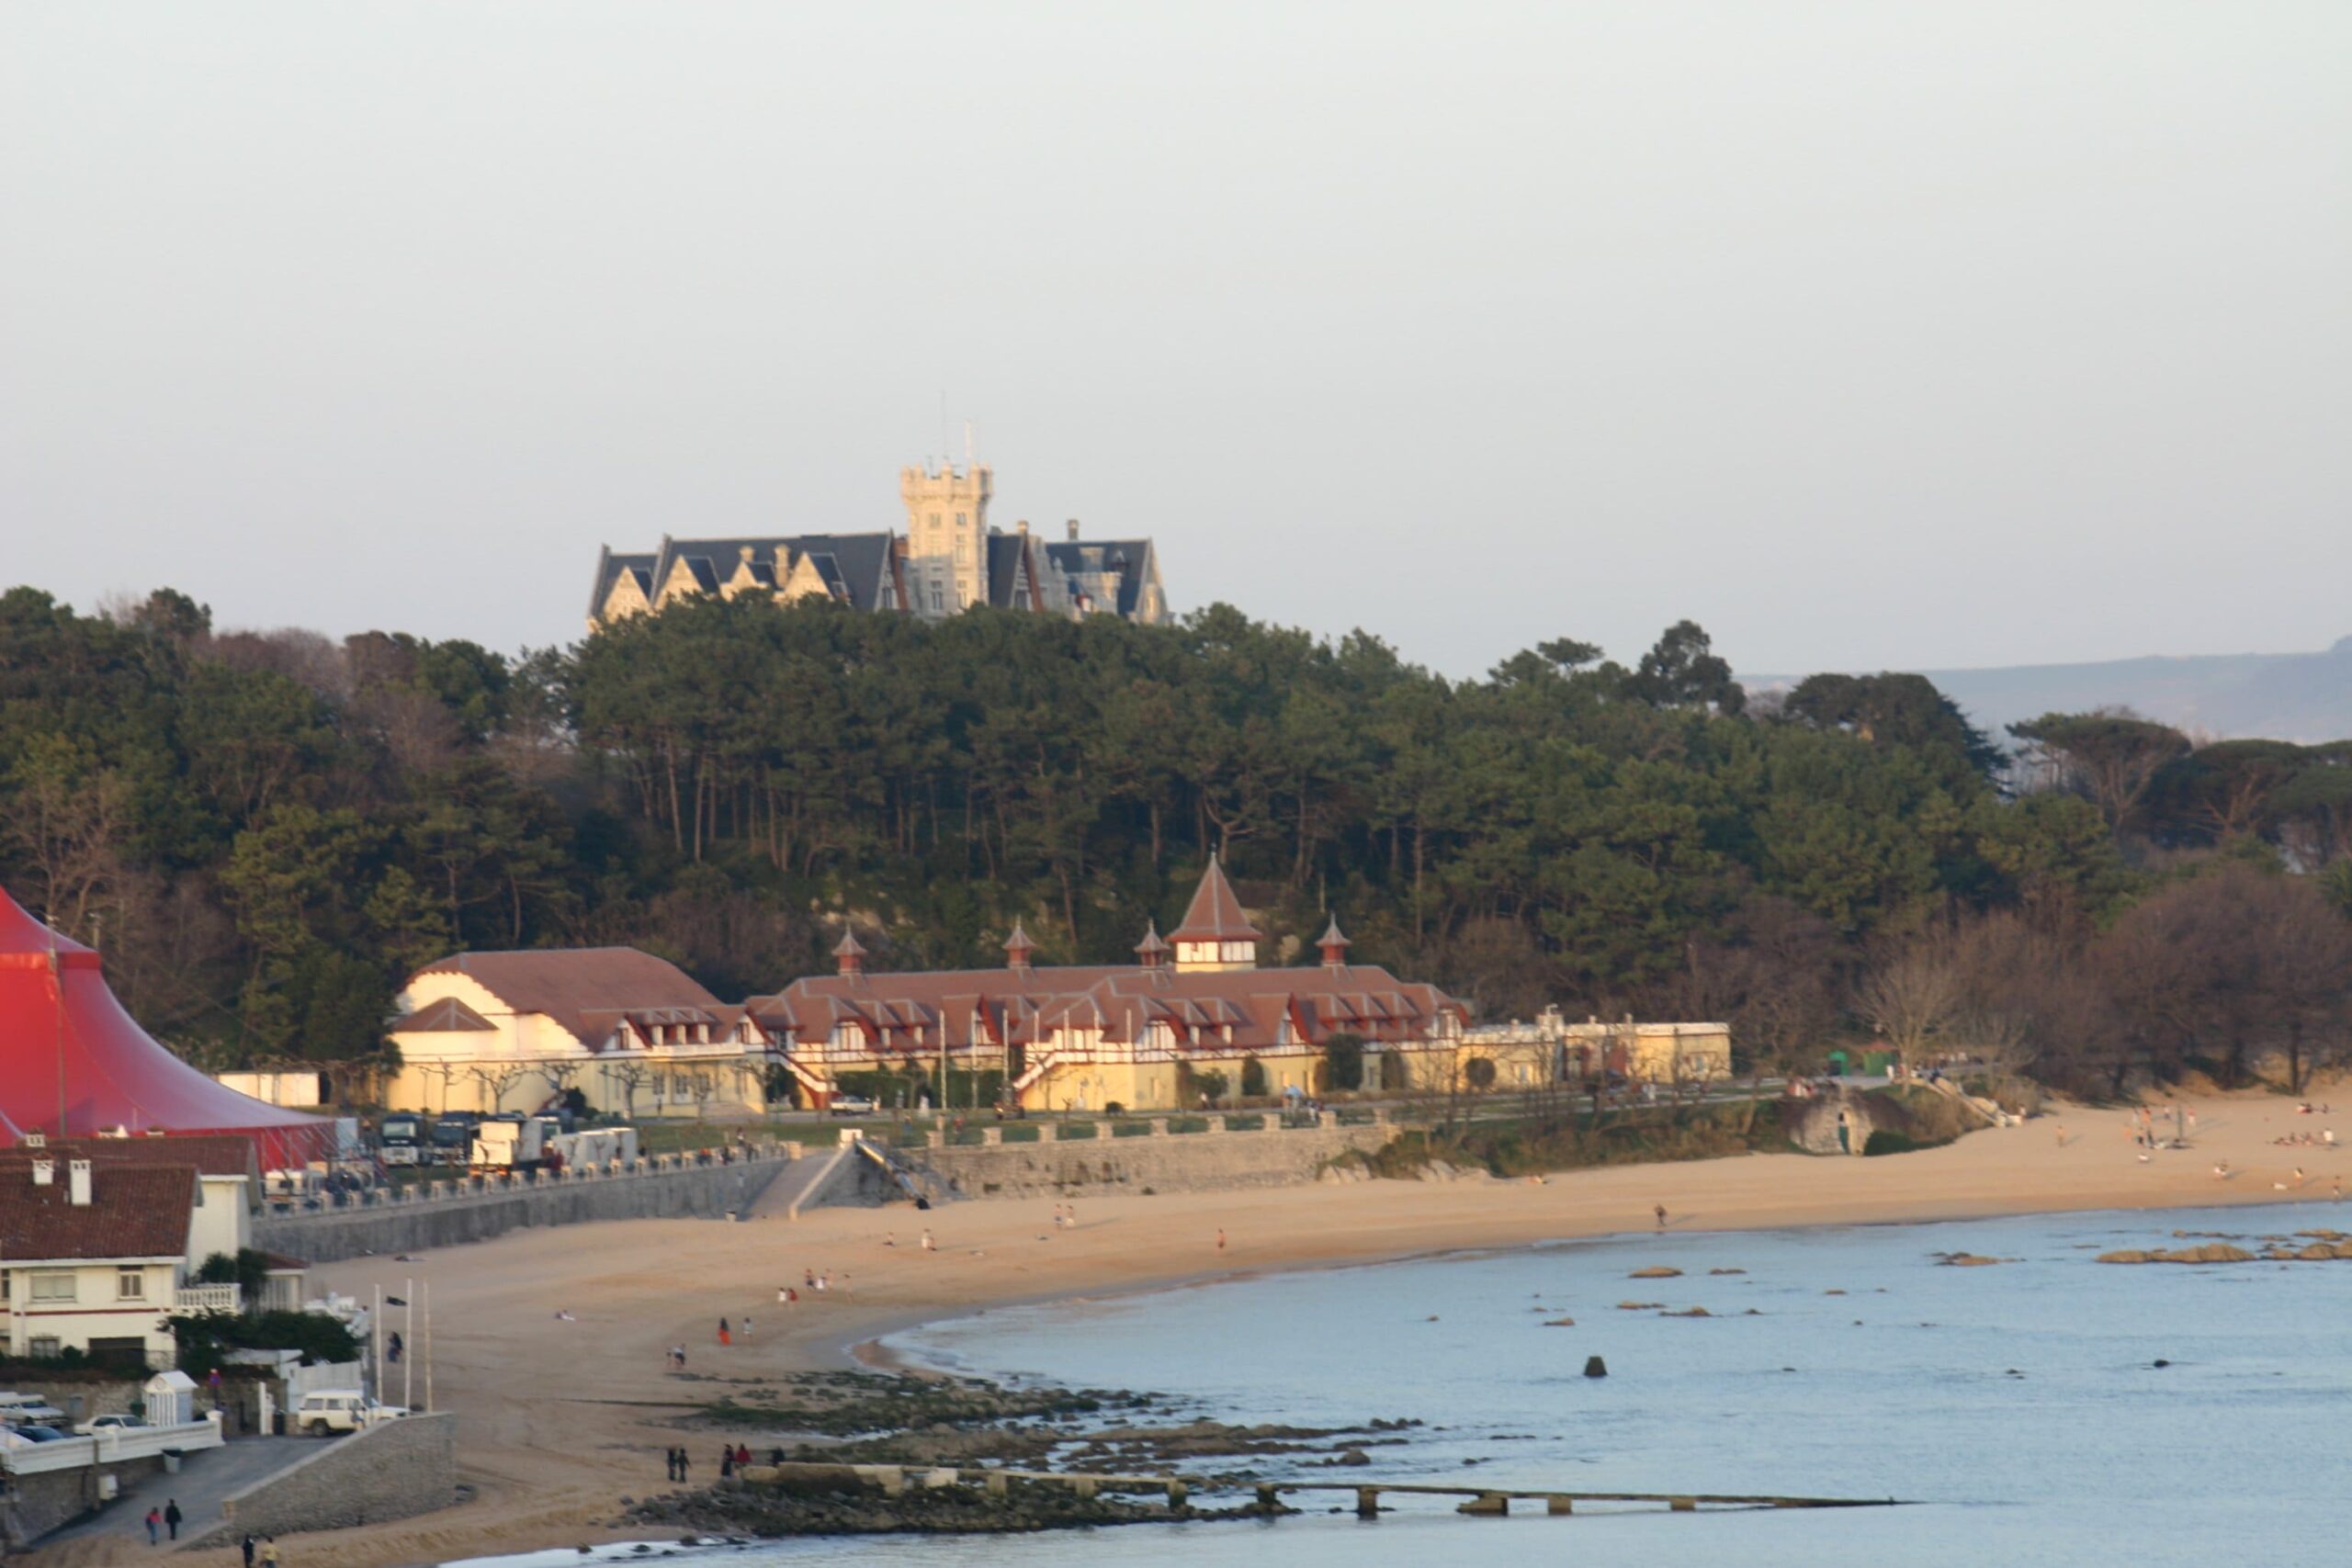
[[0, 1158, 199, 1370]]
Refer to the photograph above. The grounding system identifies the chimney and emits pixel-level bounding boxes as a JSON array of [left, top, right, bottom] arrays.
[[1016, 518, 1029, 536], [32, 1158, 53, 1186], [68, 1159, 92, 1207], [1066, 518, 1080, 541]]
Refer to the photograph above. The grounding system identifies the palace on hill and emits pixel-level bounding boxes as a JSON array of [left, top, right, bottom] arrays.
[[380, 862, 1730, 1118], [588, 460, 1168, 632]]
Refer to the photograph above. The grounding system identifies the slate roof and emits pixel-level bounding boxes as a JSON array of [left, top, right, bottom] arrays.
[[589, 548, 658, 620], [1042, 538, 1157, 617], [0, 1163, 198, 1260], [404, 949, 725, 1048]]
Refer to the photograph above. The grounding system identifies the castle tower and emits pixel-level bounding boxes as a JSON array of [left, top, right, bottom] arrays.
[[899, 461, 992, 618]]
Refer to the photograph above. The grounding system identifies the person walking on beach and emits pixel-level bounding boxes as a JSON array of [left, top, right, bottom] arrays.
[[718, 1317, 731, 1347], [719, 1446, 734, 1479], [260, 1540, 279, 1568], [243, 1533, 257, 1567], [1655, 1203, 1668, 1234], [677, 1450, 690, 1483], [921, 1228, 935, 1251], [1216, 1228, 1227, 1252], [164, 1501, 182, 1541]]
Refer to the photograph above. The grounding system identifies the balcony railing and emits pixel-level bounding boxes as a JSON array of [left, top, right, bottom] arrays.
[[175, 1283, 243, 1314]]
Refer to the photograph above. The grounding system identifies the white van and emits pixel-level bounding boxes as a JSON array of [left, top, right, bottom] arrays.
[[293, 1390, 407, 1436]]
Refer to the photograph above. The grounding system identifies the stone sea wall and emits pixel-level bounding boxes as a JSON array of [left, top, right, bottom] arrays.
[[255, 1157, 792, 1262], [911, 1122, 1396, 1201], [204, 1412, 457, 1542]]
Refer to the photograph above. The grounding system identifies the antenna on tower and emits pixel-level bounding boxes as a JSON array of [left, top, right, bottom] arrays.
[[964, 420, 975, 465], [939, 390, 948, 468]]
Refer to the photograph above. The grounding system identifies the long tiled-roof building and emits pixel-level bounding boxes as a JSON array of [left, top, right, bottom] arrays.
[[378, 863, 1466, 1118], [752, 860, 1465, 1112], [589, 460, 1167, 632]]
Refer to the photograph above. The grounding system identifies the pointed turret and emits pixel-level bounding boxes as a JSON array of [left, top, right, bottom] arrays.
[[1169, 857, 1260, 973], [1003, 920, 1036, 975], [832, 930, 867, 976], [1134, 919, 1169, 970], [1317, 914, 1351, 970]]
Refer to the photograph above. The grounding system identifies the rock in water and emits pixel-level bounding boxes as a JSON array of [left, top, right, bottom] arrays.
[[1583, 1356, 1608, 1379], [1628, 1265, 1682, 1279]]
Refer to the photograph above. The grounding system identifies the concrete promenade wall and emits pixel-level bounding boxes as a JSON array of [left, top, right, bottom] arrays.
[[913, 1121, 1396, 1201], [207, 1413, 456, 1541], [255, 1157, 793, 1263]]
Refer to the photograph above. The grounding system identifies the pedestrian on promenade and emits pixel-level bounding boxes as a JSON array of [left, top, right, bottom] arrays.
[[164, 1500, 183, 1540], [145, 1507, 160, 1545]]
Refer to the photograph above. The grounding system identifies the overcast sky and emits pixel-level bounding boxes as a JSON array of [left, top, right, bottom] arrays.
[[5, 2, 2346, 679]]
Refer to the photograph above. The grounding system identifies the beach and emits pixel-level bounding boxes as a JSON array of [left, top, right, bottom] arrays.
[[26, 1089, 2345, 1568]]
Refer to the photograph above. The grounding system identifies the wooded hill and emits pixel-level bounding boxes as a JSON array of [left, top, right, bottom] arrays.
[[4, 585, 2348, 1097]]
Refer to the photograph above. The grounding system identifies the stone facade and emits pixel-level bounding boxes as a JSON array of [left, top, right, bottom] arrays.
[[589, 460, 1167, 631], [910, 1120, 1395, 1201], [209, 1411, 457, 1541]]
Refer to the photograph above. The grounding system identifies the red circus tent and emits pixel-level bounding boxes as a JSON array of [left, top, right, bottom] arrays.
[[0, 885, 330, 1170]]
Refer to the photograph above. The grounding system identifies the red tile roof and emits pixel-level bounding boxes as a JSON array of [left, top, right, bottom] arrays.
[[1169, 858, 1260, 943], [387, 996, 494, 1032], [0, 1163, 197, 1260], [0, 1134, 260, 1184], [406, 949, 723, 1048]]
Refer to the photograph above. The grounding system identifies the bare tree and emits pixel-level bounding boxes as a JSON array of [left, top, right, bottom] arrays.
[[465, 1064, 529, 1114], [1855, 930, 1962, 1066], [607, 1061, 654, 1121]]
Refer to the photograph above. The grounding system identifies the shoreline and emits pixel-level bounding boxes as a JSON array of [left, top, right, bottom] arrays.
[[38, 1088, 2341, 1568]]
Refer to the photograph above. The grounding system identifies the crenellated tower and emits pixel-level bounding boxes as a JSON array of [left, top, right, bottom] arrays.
[[899, 461, 992, 617]]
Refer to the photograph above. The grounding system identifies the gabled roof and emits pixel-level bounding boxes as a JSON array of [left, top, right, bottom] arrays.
[[387, 997, 494, 1032], [408, 950, 723, 1049], [1042, 537, 1158, 617], [0, 1163, 197, 1261], [1170, 859, 1259, 943], [0, 1134, 260, 1188], [590, 547, 658, 620]]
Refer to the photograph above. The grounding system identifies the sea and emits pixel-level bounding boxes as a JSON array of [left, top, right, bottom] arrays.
[[456, 1204, 2352, 1568]]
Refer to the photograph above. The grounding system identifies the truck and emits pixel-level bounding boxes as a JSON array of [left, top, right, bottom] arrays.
[[469, 1117, 546, 1172], [428, 1113, 480, 1166], [293, 1390, 407, 1436], [545, 1125, 639, 1170], [379, 1113, 427, 1167]]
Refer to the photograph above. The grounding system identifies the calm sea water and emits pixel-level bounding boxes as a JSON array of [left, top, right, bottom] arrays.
[[459, 1205, 2352, 1568]]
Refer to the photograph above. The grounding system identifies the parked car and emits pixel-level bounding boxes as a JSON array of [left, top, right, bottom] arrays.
[[74, 1414, 150, 1435], [0, 1404, 69, 1427], [293, 1390, 408, 1436], [829, 1094, 878, 1118], [10, 1426, 68, 1443]]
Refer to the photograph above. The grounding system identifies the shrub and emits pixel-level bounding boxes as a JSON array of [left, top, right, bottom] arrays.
[[1240, 1058, 1268, 1098], [1862, 1130, 1918, 1156], [169, 1310, 364, 1379], [1321, 1033, 1365, 1092]]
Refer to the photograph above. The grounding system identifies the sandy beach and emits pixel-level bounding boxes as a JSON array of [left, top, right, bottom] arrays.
[[27, 1089, 2347, 1568]]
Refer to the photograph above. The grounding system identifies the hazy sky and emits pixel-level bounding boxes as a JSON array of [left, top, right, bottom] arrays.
[[5, 2, 2347, 679]]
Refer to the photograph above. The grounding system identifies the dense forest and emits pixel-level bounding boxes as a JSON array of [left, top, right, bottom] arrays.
[[5, 585, 2350, 1097]]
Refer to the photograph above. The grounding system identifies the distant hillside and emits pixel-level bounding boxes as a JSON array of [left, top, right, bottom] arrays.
[[1748, 637, 2352, 744]]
